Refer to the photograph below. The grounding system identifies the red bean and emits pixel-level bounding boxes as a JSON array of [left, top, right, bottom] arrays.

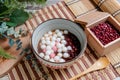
[[90, 22, 120, 45]]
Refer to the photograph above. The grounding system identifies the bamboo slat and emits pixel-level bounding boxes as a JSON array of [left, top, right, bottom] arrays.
[[105, 47, 120, 74], [93, 0, 120, 23], [64, 0, 96, 17], [64, 0, 73, 3]]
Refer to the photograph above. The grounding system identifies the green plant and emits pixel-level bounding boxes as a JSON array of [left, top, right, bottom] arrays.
[[0, 47, 15, 59], [0, 0, 46, 59], [0, 0, 46, 26], [18, 0, 46, 4]]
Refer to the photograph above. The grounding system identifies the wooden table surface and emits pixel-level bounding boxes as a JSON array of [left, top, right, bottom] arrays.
[[0, 0, 120, 80], [0, 0, 61, 80]]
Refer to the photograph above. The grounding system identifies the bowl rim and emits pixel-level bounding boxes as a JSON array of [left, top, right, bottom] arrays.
[[31, 18, 87, 64]]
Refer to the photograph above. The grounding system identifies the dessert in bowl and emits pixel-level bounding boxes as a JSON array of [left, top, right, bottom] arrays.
[[31, 19, 87, 69]]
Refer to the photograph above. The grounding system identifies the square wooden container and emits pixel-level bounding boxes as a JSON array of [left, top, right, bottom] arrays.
[[75, 11, 120, 56]]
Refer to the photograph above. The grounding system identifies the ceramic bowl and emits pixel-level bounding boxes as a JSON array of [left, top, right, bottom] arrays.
[[31, 18, 87, 69]]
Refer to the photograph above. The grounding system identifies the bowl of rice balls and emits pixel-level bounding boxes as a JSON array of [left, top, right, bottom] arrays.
[[31, 18, 87, 69]]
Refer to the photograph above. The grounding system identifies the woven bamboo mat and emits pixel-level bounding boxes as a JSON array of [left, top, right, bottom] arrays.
[[7, 1, 120, 80], [64, 0, 120, 75], [8, 47, 119, 80]]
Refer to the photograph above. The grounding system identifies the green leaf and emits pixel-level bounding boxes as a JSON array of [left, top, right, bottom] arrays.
[[6, 22, 17, 27], [0, 2, 8, 15], [9, 38, 15, 46], [0, 47, 15, 59], [17, 0, 46, 4], [6, 9, 29, 27]]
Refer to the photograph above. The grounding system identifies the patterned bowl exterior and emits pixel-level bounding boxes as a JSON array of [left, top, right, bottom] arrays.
[[31, 18, 87, 69]]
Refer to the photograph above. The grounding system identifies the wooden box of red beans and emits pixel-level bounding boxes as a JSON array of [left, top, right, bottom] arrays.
[[76, 11, 120, 56]]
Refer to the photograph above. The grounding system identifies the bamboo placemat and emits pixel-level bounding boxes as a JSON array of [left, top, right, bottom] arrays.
[[93, 0, 120, 23], [64, 0, 120, 23], [8, 47, 119, 80], [64, 0, 97, 17], [105, 48, 120, 75], [64, 0, 120, 75], [7, 1, 120, 80]]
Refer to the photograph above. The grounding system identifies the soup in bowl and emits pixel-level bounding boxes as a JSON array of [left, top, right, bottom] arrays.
[[31, 19, 87, 69]]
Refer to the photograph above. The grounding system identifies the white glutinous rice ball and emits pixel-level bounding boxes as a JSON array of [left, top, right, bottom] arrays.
[[41, 37, 45, 40], [63, 53, 70, 58], [49, 58, 55, 62], [48, 31, 52, 35], [56, 38, 61, 42], [44, 34, 49, 37], [45, 50, 51, 55], [39, 53, 44, 58], [56, 43, 62, 48], [45, 37, 50, 41], [67, 46, 72, 50], [51, 36, 56, 41], [46, 40, 51, 45], [58, 48, 62, 53], [49, 35, 52, 39], [62, 47, 68, 52], [61, 44, 65, 48], [53, 34, 57, 38], [63, 30, 68, 34], [55, 29, 60, 33], [41, 40, 46, 44], [57, 32, 62, 37], [54, 56, 60, 61], [60, 35, 65, 40], [50, 41, 55, 47], [41, 45, 46, 49], [49, 49, 54, 53], [44, 55, 50, 60], [61, 40, 67, 45], [46, 45, 51, 50], [59, 58, 65, 62], [57, 53, 63, 57]]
